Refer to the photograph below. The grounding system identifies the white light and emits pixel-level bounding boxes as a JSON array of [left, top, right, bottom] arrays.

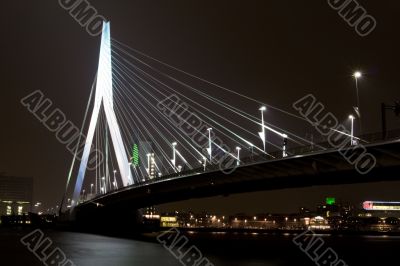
[[172, 142, 177, 146], [349, 115, 355, 119], [236, 146, 241, 151], [354, 71, 362, 78], [113, 170, 117, 173], [207, 128, 212, 131], [259, 106, 266, 111]]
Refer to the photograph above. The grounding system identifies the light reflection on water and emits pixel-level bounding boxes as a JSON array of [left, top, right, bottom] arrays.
[[48, 232, 180, 266], [2, 229, 400, 266]]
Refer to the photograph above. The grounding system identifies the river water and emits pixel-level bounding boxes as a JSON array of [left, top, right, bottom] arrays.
[[1, 228, 399, 265]]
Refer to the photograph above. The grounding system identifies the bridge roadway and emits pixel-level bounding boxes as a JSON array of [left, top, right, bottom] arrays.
[[77, 139, 400, 213]]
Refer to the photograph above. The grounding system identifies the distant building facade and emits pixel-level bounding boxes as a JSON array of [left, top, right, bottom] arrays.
[[0, 175, 33, 216]]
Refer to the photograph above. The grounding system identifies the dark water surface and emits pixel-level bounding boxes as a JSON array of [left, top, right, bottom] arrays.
[[1, 228, 399, 266]]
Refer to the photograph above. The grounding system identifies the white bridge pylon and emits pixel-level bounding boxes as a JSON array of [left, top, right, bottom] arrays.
[[72, 21, 133, 206]]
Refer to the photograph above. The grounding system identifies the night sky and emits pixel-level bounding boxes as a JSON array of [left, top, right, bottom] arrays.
[[2, 0, 400, 213]]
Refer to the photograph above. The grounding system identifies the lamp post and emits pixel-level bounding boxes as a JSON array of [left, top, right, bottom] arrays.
[[349, 115, 355, 146], [199, 156, 207, 171], [236, 147, 241, 166], [353, 71, 362, 133], [207, 128, 213, 163], [282, 134, 288, 157], [171, 142, 177, 171], [113, 170, 118, 189], [90, 183, 94, 195], [249, 143, 254, 161], [102, 176, 106, 194], [258, 106, 266, 152]]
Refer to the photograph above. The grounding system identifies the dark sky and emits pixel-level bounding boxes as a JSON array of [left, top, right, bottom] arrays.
[[2, 0, 400, 213]]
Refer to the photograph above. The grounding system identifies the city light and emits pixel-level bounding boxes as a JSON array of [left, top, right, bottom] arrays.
[[354, 71, 362, 79]]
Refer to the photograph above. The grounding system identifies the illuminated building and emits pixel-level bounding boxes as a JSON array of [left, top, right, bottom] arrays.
[[0, 175, 33, 216], [363, 201, 400, 211], [160, 216, 179, 228], [131, 143, 139, 167]]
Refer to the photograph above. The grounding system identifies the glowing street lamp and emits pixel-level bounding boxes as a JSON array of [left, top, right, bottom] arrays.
[[200, 156, 207, 171], [171, 142, 177, 170], [282, 134, 288, 157], [353, 71, 362, 133], [113, 170, 118, 189], [102, 176, 106, 194], [349, 115, 355, 146], [354, 71, 362, 79], [236, 147, 241, 166], [90, 183, 94, 195], [207, 128, 213, 163], [258, 106, 267, 152]]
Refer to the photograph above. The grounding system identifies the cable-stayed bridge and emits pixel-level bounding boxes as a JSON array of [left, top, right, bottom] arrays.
[[62, 22, 400, 224]]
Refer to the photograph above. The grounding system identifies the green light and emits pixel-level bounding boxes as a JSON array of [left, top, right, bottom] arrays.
[[326, 197, 336, 205], [132, 144, 139, 167]]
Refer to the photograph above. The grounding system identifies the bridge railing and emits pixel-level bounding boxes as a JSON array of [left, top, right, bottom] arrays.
[[157, 128, 400, 180], [84, 129, 400, 202]]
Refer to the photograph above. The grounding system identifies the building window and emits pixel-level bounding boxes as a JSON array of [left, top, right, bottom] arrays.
[[6, 206, 12, 216], [18, 206, 23, 215]]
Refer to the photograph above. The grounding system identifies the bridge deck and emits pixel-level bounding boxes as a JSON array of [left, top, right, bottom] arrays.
[[78, 139, 400, 210]]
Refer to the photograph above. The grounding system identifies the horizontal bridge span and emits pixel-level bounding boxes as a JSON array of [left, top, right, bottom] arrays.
[[77, 139, 400, 210]]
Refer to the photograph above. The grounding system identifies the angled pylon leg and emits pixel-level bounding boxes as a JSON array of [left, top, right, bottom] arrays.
[[72, 22, 133, 206]]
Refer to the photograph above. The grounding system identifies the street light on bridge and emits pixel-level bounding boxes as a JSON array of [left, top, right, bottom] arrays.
[[258, 106, 267, 153], [282, 134, 288, 157], [207, 128, 213, 163], [171, 142, 177, 171], [249, 143, 254, 161], [102, 176, 106, 194], [349, 115, 356, 146], [236, 146, 241, 166], [113, 170, 118, 190], [353, 71, 362, 133]]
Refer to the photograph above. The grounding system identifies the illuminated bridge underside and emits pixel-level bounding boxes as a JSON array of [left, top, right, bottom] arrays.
[[78, 140, 400, 211]]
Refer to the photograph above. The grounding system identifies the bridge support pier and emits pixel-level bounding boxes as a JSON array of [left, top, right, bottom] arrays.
[[68, 204, 148, 234]]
